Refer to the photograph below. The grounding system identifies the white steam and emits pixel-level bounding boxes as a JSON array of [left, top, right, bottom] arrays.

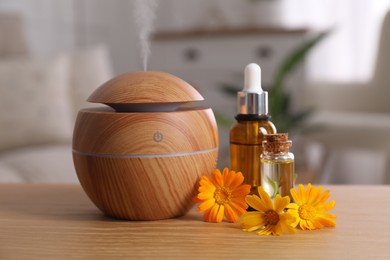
[[133, 0, 159, 71]]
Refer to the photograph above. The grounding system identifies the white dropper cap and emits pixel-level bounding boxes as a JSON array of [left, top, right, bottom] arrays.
[[237, 63, 268, 115], [244, 63, 262, 93]]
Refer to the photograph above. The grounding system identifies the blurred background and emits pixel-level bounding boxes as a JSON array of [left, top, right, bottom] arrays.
[[1, 0, 390, 184]]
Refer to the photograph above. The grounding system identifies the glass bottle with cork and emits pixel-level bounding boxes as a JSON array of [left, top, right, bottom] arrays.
[[261, 133, 294, 199], [230, 63, 276, 195]]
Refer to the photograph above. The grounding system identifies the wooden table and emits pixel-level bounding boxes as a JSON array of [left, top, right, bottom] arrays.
[[1, 184, 390, 259]]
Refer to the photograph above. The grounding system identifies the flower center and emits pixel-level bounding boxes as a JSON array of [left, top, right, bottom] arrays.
[[214, 186, 231, 205], [264, 210, 280, 225], [298, 204, 317, 220]]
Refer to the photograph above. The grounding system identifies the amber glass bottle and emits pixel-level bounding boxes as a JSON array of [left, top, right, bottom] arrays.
[[230, 63, 276, 195], [230, 119, 276, 194]]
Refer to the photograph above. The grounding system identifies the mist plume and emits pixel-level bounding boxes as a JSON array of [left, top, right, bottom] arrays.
[[133, 0, 159, 71]]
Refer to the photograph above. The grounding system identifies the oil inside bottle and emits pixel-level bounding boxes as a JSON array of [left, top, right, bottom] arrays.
[[230, 121, 276, 195], [230, 143, 262, 194], [261, 158, 294, 199]]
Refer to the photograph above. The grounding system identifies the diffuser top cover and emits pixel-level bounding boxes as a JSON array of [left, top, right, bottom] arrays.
[[87, 71, 203, 111]]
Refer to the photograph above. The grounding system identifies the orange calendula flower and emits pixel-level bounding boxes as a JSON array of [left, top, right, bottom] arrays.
[[195, 168, 251, 223], [287, 183, 336, 230], [240, 187, 296, 236]]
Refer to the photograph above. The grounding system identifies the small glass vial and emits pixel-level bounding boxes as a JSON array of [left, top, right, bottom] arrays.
[[261, 133, 294, 199]]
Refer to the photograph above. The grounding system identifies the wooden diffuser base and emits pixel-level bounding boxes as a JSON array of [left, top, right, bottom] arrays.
[[72, 71, 219, 220], [73, 108, 218, 220]]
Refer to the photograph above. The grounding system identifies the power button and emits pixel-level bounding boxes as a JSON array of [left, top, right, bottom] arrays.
[[153, 131, 163, 142]]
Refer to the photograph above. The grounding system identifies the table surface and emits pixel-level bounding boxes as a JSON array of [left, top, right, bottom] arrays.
[[1, 184, 390, 259]]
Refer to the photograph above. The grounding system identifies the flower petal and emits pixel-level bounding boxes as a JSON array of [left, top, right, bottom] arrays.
[[280, 212, 297, 224], [216, 204, 224, 223], [318, 189, 331, 204], [287, 213, 300, 228], [274, 194, 291, 213], [232, 184, 251, 198], [286, 203, 299, 210], [257, 225, 273, 236], [299, 220, 309, 230], [280, 219, 297, 234], [240, 212, 265, 231], [321, 200, 336, 212], [304, 183, 313, 204], [222, 167, 229, 175], [207, 204, 220, 222], [317, 214, 337, 227], [198, 198, 215, 212], [224, 204, 239, 223], [203, 208, 211, 222], [211, 169, 224, 186], [222, 168, 234, 186], [296, 184, 307, 204], [257, 187, 274, 210], [199, 176, 215, 192], [197, 191, 215, 200], [272, 222, 283, 236], [229, 199, 248, 215], [299, 219, 317, 230], [228, 171, 245, 189], [245, 194, 268, 212], [308, 185, 322, 205], [290, 187, 302, 205], [193, 196, 202, 203]]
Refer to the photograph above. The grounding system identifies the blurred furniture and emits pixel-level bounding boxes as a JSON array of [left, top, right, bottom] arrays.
[[0, 13, 29, 58], [1, 184, 389, 259], [303, 10, 390, 184], [150, 26, 312, 168], [0, 13, 113, 183]]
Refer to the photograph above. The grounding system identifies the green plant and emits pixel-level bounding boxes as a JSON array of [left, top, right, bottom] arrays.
[[220, 32, 328, 134]]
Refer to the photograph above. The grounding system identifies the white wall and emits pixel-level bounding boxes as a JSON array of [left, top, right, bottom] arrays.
[[2, 0, 390, 81], [0, 0, 314, 75], [0, 0, 141, 74]]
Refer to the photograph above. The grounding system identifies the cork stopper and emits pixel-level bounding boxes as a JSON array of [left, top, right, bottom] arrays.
[[262, 133, 292, 153]]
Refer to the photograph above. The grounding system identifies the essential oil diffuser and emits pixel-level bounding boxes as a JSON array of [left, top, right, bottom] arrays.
[[72, 71, 219, 220]]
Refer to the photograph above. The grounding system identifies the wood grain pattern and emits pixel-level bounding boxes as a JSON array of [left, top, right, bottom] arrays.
[[87, 71, 204, 104], [72, 107, 218, 220], [1, 184, 390, 259], [73, 151, 217, 220], [73, 107, 218, 155]]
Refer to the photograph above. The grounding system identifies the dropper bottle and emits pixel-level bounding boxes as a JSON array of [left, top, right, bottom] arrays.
[[230, 63, 276, 195]]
